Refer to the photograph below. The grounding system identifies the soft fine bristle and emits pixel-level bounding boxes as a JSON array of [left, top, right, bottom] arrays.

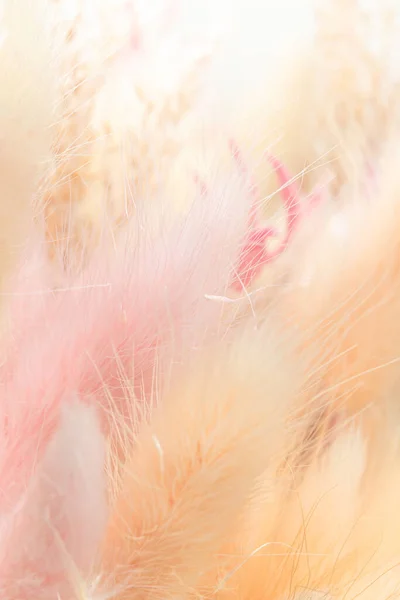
[[99, 322, 301, 599]]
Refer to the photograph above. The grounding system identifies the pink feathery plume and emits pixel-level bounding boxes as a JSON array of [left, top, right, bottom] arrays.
[[0, 159, 253, 525]]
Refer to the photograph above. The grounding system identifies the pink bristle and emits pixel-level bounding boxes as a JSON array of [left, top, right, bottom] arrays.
[[229, 139, 260, 227], [231, 150, 323, 290], [266, 153, 303, 239], [232, 226, 278, 290]]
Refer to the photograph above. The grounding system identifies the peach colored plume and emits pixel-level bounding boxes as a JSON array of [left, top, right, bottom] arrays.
[[273, 147, 400, 426], [99, 322, 301, 600]]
